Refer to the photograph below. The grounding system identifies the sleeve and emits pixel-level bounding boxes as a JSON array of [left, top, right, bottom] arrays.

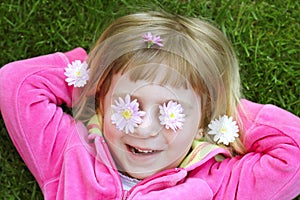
[[0, 48, 88, 187], [202, 100, 300, 200]]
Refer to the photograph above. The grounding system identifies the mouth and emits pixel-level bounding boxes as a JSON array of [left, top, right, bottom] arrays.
[[127, 145, 161, 155]]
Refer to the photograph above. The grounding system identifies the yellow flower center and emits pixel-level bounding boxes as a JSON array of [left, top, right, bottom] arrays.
[[122, 109, 132, 119], [75, 71, 81, 77], [169, 112, 175, 119], [221, 127, 227, 134]]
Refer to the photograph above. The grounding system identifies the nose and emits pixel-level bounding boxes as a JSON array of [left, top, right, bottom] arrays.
[[134, 105, 161, 137]]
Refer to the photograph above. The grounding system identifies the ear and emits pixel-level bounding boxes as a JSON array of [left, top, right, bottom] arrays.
[[194, 128, 203, 140]]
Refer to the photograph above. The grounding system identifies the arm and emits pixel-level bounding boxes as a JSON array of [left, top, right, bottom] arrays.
[[200, 100, 300, 200], [0, 48, 87, 188]]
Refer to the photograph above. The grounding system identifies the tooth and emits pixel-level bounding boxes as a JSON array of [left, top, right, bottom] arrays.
[[135, 147, 154, 153], [130, 147, 135, 153]]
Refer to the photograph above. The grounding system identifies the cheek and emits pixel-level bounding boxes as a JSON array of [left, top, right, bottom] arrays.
[[164, 120, 198, 145], [102, 94, 114, 137], [102, 110, 120, 142], [171, 117, 200, 144]]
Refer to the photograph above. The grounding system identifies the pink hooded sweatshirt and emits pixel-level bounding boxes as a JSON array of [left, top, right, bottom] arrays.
[[0, 48, 300, 200]]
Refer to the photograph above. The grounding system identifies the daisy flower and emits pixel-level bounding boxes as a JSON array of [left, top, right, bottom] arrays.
[[143, 32, 164, 48], [111, 94, 146, 134], [64, 60, 89, 87], [207, 115, 239, 145], [159, 101, 185, 132]]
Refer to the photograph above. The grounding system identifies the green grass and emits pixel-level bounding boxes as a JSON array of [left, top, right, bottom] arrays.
[[0, 0, 299, 199]]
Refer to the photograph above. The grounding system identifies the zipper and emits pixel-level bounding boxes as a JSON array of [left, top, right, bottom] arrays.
[[122, 190, 129, 200], [124, 168, 185, 199]]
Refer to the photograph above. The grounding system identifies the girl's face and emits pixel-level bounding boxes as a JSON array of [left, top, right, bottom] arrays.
[[102, 68, 201, 179]]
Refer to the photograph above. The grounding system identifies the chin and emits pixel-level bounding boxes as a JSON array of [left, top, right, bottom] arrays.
[[124, 169, 159, 180]]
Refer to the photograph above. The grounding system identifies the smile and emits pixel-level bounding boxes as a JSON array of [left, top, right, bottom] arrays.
[[127, 145, 161, 155]]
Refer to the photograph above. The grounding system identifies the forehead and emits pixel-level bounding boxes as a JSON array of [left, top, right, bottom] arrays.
[[124, 63, 191, 88], [109, 69, 200, 107]]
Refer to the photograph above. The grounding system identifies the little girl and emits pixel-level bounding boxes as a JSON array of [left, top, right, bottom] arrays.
[[1, 11, 300, 200]]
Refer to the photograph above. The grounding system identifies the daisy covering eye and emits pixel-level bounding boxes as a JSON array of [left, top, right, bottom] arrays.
[[111, 94, 146, 134], [159, 101, 185, 132]]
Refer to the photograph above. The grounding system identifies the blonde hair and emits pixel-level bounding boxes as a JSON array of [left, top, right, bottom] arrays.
[[73, 11, 246, 154]]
